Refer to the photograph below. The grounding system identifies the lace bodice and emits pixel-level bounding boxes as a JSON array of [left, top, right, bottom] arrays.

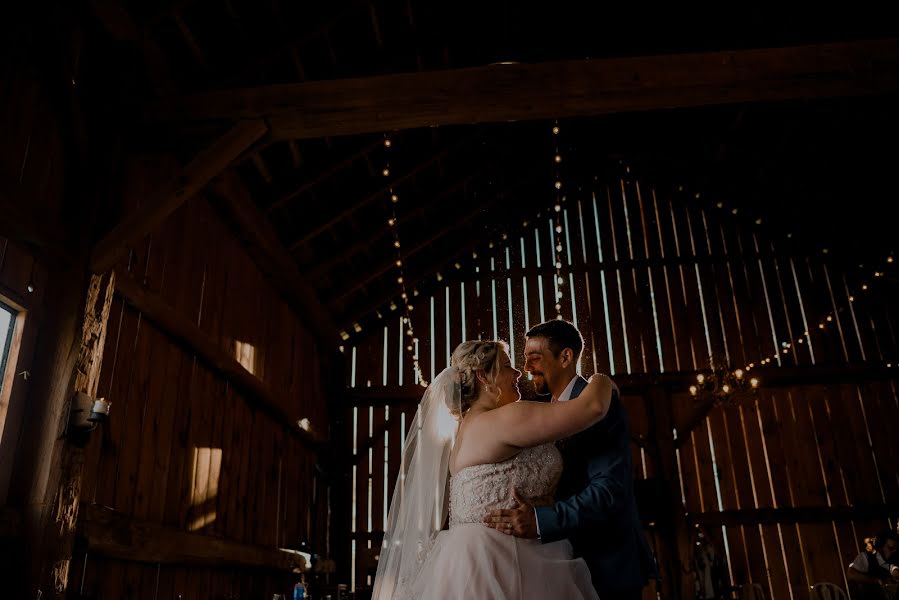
[[448, 444, 562, 527]]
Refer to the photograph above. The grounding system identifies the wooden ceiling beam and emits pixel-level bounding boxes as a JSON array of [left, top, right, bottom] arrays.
[[90, 119, 268, 273], [172, 13, 206, 67], [335, 172, 543, 326], [151, 38, 899, 140], [264, 137, 384, 216], [287, 132, 479, 250], [334, 197, 494, 303], [336, 202, 508, 327], [308, 170, 483, 278]]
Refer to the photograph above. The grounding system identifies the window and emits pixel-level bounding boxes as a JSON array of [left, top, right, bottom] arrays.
[[0, 301, 16, 397]]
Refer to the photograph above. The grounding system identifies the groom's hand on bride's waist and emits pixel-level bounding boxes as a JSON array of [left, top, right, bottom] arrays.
[[483, 489, 538, 539]]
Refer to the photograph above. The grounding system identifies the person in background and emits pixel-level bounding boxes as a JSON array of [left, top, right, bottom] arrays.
[[848, 528, 899, 600]]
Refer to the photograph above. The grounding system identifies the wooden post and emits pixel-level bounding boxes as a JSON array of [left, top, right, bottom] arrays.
[[645, 384, 693, 600], [17, 270, 115, 598], [319, 349, 353, 586]]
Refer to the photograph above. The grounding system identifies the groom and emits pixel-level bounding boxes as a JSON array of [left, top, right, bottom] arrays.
[[484, 319, 658, 600]]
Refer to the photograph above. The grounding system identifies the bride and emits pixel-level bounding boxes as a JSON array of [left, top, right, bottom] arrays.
[[371, 339, 617, 599]]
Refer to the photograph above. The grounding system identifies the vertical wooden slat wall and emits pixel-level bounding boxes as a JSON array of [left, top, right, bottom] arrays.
[[346, 178, 899, 598], [72, 197, 328, 599]]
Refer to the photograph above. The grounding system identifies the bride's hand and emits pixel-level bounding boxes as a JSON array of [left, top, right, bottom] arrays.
[[588, 373, 619, 396]]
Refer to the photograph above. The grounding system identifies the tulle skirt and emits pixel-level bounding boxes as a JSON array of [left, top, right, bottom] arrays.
[[411, 523, 599, 599]]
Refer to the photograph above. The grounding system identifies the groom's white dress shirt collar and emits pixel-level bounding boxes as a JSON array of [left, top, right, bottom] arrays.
[[554, 375, 581, 402]]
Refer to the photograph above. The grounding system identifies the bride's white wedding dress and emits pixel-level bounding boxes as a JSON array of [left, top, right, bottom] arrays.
[[409, 443, 598, 599]]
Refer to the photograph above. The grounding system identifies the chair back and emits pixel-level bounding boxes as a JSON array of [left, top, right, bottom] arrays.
[[741, 582, 766, 600], [811, 582, 849, 600]]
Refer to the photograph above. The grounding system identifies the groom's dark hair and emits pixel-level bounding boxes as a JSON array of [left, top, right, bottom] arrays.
[[526, 319, 584, 361]]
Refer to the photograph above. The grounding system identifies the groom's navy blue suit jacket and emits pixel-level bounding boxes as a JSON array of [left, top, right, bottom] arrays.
[[535, 377, 659, 595]]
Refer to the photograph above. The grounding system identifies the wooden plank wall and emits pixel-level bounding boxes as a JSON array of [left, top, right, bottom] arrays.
[[344, 177, 899, 597], [71, 194, 329, 599]]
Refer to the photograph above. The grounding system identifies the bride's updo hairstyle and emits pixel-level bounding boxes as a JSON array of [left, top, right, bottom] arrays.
[[448, 340, 509, 417]]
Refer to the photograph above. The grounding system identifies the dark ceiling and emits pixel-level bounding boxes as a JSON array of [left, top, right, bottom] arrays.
[[55, 0, 899, 335]]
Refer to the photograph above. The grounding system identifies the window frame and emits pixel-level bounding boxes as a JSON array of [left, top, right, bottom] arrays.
[[0, 299, 17, 396]]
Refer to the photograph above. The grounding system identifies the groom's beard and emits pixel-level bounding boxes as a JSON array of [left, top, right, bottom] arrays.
[[531, 373, 551, 396]]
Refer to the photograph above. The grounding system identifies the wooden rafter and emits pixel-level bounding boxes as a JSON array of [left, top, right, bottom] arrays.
[[337, 210, 503, 327], [172, 12, 206, 66], [90, 120, 268, 273], [287, 132, 479, 250], [151, 39, 899, 140], [334, 169, 547, 326], [334, 198, 496, 303], [264, 137, 385, 216], [309, 170, 483, 277]]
